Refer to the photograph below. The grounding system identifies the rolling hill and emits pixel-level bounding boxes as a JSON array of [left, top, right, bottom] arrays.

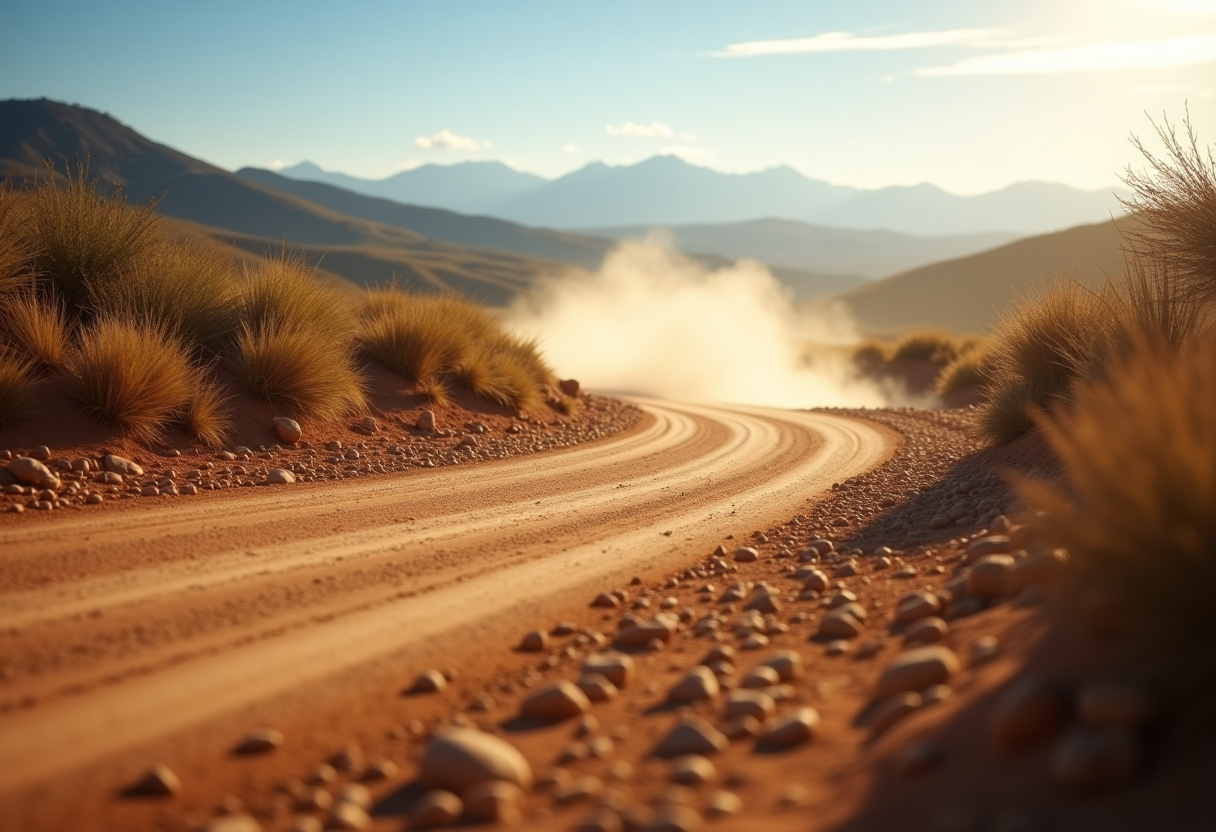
[[836, 217, 1135, 336], [279, 155, 1127, 236]]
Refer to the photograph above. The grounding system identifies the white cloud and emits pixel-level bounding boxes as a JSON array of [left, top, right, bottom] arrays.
[[715, 28, 1005, 58], [269, 159, 286, 170], [606, 120, 675, 138], [679, 131, 698, 141], [560, 143, 583, 155], [413, 129, 485, 151], [658, 145, 716, 163], [916, 34, 1216, 76]]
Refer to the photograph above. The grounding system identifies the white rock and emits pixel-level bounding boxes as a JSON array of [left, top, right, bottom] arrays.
[[273, 417, 302, 444], [265, 468, 295, 484], [8, 457, 60, 489], [103, 454, 144, 476]]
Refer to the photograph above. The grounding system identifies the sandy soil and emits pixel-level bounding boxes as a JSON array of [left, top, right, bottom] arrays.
[[1, 400, 1210, 832]]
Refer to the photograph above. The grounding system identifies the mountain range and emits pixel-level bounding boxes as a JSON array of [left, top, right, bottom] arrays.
[[278, 157, 1126, 237]]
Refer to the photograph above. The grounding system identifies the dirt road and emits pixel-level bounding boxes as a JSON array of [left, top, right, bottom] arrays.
[[0, 399, 890, 829]]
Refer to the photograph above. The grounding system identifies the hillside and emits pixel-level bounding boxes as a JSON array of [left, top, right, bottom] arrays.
[[837, 217, 1135, 336], [280, 155, 1126, 236], [579, 219, 1017, 280]]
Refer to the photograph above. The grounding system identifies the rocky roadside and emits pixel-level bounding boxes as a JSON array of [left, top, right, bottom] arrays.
[[0, 395, 641, 516]]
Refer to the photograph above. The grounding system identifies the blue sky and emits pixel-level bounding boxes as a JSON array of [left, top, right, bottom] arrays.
[[3, 0, 1214, 194]]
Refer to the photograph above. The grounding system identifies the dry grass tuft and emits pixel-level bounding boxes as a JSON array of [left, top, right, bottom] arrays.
[[2, 291, 69, 369], [92, 238, 235, 350], [0, 347, 38, 427], [890, 329, 960, 366], [61, 317, 196, 442], [0, 181, 36, 298], [178, 375, 231, 447], [360, 294, 473, 385], [228, 322, 366, 421], [26, 159, 160, 312], [1020, 337, 1216, 700], [553, 394, 583, 418], [232, 253, 355, 341], [1121, 111, 1216, 305], [417, 376, 451, 407], [936, 343, 992, 396], [850, 338, 890, 367]]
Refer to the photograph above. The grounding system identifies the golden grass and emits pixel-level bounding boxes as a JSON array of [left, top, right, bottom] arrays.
[[61, 317, 196, 442], [935, 343, 992, 396], [553, 394, 582, 418], [0, 347, 37, 427], [1020, 337, 1216, 699], [179, 375, 231, 447], [890, 329, 961, 366], [26, 159, 160, 312], [232, 253, 355, 340], [0, 181, 36, 299], [850, 338, 890, 367], [417, 376, 451, 407], [228, 322, 366, 421], [91, 238, 235, 350], [2, 291, 69, 369], [359, 295, 472, 385], [1121, 111, 1216, 305]]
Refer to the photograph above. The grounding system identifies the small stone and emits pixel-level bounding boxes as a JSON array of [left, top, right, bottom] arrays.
[[364, 759, 398, 780], [777, 784, 810, 807], [576, 807, 624, 832], [417, 410, 437, 431], [273, 417, 302, 443], [895, 590, 942, 623], [756, 708, 819, 750], [581, 653, 635, 689], [131, 763, 181, 796], [298, 787, 332, 812], [1077, 679, 1154, 727], [1051, 727, 1139, 789], [817, 609, 863, 639], [520, 629, 549, 652], [733, 547, 759, 563], [875, 647, 960, 701], [921, 684, 954, 706], [967, 555, 1016, 598], [335, 783, 372, 808], [559, 378, 581, 396], [645, 804, 704, 832], [520, 681, 591, 720], [418, 727, 532, 791], [356, 416, 378, 435], [740, 667, 780, 689], [614, 618, 676, 648], [705, 790, 742, 817], [410, 790, 462, 828], [669, 667, 720, 702], [577, 673, 620, 702], [970, 635, 1000, 664], [669, 755, 716, 786], [103, 454, 144, 476], [331, 744, 363, 773], [327, 801, 371, 830], [592, 592, 622, 608], [904, 617, 948, 645], [824, 639, 850, 656], [720, 715, 762, 740], [411, 669, 447, 693], [723, 689, 775, 722], [265, 468, 295, 485], [8, 457, 60, 489], [740, 633, 769, 650], [462, 780, 523, 824], [309, 764, 337, 785], [966, 535, 1011, 563], [743, 593, 782, 615], [990, 677, 1071, 751], [202, 815, 261, 832], [456, 434, 477, 449], [868, 692, 922, 735], [654, 716, 730, 758], [554, 775, 603, 804], [287, 818, 322, 832], [236, 728, 283, 754], [762, 650, 803, 681]]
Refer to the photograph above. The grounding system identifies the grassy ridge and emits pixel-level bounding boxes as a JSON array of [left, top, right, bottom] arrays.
[[0, 162, 558, 445]]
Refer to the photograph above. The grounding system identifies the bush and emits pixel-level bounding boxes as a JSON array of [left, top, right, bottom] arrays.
[[890, 329, 960, 366], [359, 292, 473, 385], [228, 322, 366, 421], [0, 181, 36, 299], [179, 375, 231, 447], [26, 159, 160, 313], [850, 339, 890, 366], [936, 344, 992, 396], [1020, 337, 1216, 701], [1121, 112, 1216, 305], [0, 347, 37, 427], [61, 317, 196, 442], [1, 290, 69, 369], [232, 253, 355, 341], [91, 238, 235, 350]]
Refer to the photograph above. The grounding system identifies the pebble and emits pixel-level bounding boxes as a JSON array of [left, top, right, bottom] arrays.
[[762, 650, 803, 681], [800, 570, 829, 593], [970, 635, 1000, 664], [705, 790, 742, 817], [723, 689, 775, 722], [327, 801, 371, 830], [520, 629, 549, 651], [411, 669, 447, 693], [756, 708, 819, 750], [817, 609, 863, 639], [298, 787, 332, 812], [132, 763, 182, 796], [966, 535, 1011, 562], [418, 727, 532, 791], [868, 692, 923, 735], [1077, 679, 1154, 727], [740, 667, 780, 689], [613, 619, 675, 648], [644, 804, 704, 832], [895, 590, 942, 623], [273, 417, 302, 444], [462, 780, 523, 824], [742, 593, 782, 615], [740, 633, 769, 650], [733, 547, 759, 563], [8, 457, 61, 489], [989, 677, 1071, 750], [1052, 726, 1139, 789], [202, 816, 261, 832], [410, 790, 462, 829], [103, 454, 144, 476], [669, 755, 716, 786], [417, 410, 437, 431], [577, 673, 620, 702], [364, 758, 397, 780], [903, 617, 948, 645], [236, 728, 283, 754], [875, 647, 960, 700], [582, 653, 635, 689], [30, 445, 51, 461], [520, 681, 591, 720], [967, 555, 1015, 597], [335, 783, 372, 809], [331, 744, 363, 773], [265, 468, 295, 485], [654, 716, 730, 758], [555, 775, 603, 803], [669, 667, 720, 702], [576, 807, 625, 832], [287, 818, 322, 832], [825, 639, 850, 656], [921, 684, 954, 706]]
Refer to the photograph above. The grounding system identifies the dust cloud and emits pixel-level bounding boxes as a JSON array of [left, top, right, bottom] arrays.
[[505, 237, 911, 408]]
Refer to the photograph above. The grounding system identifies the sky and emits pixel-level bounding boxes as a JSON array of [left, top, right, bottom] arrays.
[[3, 0, 1214, 195]]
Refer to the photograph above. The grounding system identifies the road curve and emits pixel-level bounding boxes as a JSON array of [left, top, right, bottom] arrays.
[[0, 399, 891, 807]]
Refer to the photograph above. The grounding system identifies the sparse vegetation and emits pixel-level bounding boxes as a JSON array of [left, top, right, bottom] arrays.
[[0, 347, 37, 427], [850, 339, 890, 367], [1020, 337, 1216, 701], [0, 180, 36, 298], [935, 342, 992, 397], [890, 329, 961, 366], [232, 253, 356, 342], [179, 376, 231, 447], [2, 290, 69, 369]]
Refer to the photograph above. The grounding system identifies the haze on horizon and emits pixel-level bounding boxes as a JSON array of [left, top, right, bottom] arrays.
[[2, 0, 1214, 197]]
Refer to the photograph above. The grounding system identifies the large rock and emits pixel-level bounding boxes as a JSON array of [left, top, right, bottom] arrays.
[[520, 681, 591, 720], [418, 728, 532, 791], [7, 457, 59, 489], [265, 468, 296, 485], [103, 454, 144, 476], [875, 647, 960, 700], [273, 416, 302, 443]]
